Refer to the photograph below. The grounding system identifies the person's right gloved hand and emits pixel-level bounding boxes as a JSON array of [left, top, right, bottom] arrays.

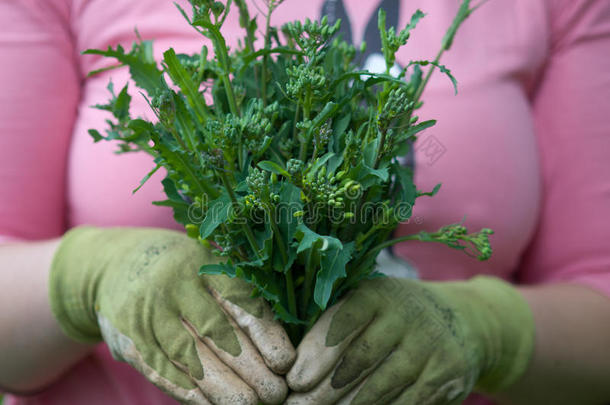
[[48, 226, 295, 405]]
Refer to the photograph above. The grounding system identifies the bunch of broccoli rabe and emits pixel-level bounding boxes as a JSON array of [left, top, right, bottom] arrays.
[[87, 0, 492, 338]]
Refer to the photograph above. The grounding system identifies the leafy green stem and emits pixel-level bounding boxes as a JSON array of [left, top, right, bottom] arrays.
[[412, 48, 443, 106], [285, 270, 299, 328], [260, 2, 275, 106], [234, 0, 257, 54], [219, 171, 261, 258], [292, 100, 300, 147], [300, 248, 317, 317], [194, 20, 240, 116], [373, 128, 388, 168], [298, 92, 313, 161], [266, 206, 289, 266]]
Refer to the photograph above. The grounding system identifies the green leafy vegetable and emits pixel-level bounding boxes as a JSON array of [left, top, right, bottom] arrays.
[[86, 0, 490, 341]]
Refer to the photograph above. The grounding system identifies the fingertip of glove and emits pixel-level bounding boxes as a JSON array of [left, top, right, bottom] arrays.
[[286, 364, 316, 392], [256, 377, 289, 405], [264, 344, 297, 375]]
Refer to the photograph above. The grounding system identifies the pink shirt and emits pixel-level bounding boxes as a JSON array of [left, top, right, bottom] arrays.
[[1, 0, 609, 404]]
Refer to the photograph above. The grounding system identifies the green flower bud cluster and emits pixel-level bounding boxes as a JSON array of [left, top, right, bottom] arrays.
[[204, 119, 233, 150], [213, 232, 235, 256], [232, 82, 247, 106], [150, 89, 179, 128], [301, 165, 360, 211], [151, 89, 174, 114], [189, 0, 225, 21], [246, 167, 267, 194], [242, 101, 273, 146], [176, 53, 200, 77], [281, 16, 341, 57], [434, 225, 494, 261], [188, 0, 213, 7], [295, 119, 312, 133], [278, 137, 296, 155], [314, 122, 332, 151], [285, 64, 327, 100], [243, 167, 271, 218], [469, 228, 494, 260], [378, 87, 414, 130], [216, 100, 275, 152], [286, 159, 304, 177], [302, 174, 341, 208], [201, 148, 225, 169], [331, 39, 357, 68], [386, 26, 411, 54], [342, 130, 362, 165], [243, 193, 264, 213]]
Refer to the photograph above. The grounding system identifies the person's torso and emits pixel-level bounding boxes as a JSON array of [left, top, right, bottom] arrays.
[[12, 1, 546, 404]]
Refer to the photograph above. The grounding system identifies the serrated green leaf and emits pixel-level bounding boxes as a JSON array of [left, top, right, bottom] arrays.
[[314, 241, 354, 310], [404, 10, 426, 33], [170, 92, 198, 152], [163, 48, 209, 123], [417, 183, 442, 198], [88, 129, 104, 142], [442, 0, 474, 51], [84, 44, 166, 96], [132, 164, 161, 194], [408, 60, 458, 94], [114, 84, 131, 121], [152, 176, 191, 225], [199, 194, 232, 239]]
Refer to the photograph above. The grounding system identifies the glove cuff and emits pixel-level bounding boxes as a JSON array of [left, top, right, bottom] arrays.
[[48, 226, 105, 343], [466, 276, 535, 394]]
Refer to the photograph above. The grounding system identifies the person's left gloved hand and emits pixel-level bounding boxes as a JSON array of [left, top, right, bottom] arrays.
[[285, 276, 535, 405]]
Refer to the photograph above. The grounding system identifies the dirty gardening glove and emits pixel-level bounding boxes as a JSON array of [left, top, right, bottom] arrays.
[[49, 226, 295, 405], [286, 276, 535, 405]]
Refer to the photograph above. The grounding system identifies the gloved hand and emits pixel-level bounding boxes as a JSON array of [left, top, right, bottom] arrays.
[[286, 276, 535, 404], [49, 226, 295, 405]]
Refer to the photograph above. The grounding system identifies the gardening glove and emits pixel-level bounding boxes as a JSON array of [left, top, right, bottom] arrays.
[[286, 276, 535, 405], [49, 226, 295, 405]]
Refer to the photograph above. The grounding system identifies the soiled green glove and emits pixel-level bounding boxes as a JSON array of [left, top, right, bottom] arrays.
[[49, 226, 295, 405], [286, 276, 535, 404]]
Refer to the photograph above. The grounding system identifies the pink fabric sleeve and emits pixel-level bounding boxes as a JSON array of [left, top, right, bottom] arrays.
[[518, 0, 610, 298], [0, 0, 79, 241]]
